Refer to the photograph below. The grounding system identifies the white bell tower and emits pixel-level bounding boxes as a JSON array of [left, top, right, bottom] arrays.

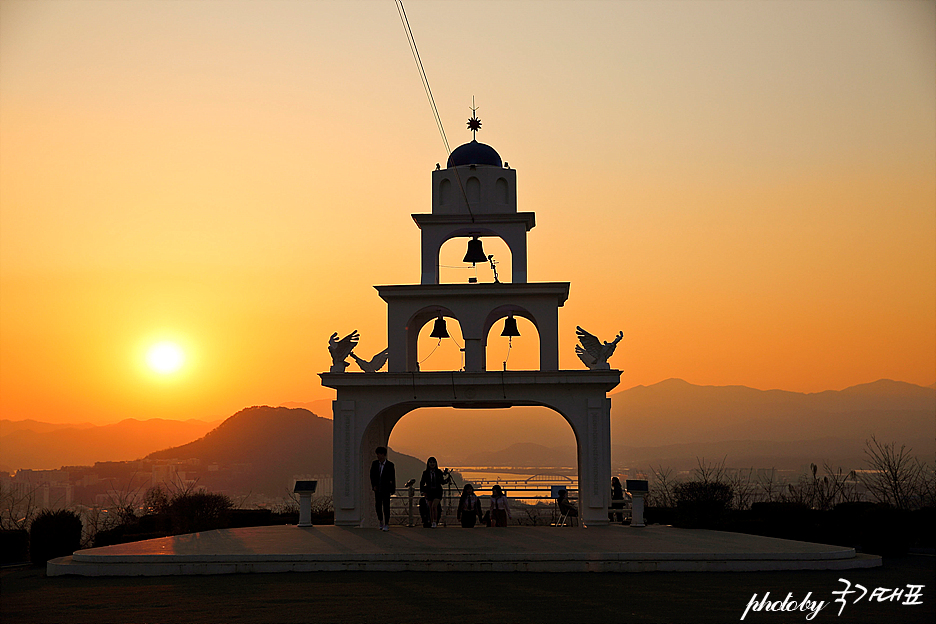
[[322, 112, 621, 527]]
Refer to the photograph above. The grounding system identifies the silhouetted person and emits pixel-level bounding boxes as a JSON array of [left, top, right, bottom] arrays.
[[370, 446, 396, 532], [610, 477, 625, 523], [490, 485, 511, 527], [558, 489, 577, 520], [420, 457, 445, 527], [457, 484, 482, 528]]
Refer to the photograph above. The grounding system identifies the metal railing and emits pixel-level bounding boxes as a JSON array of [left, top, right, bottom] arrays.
[[387, 485, 633, 526]]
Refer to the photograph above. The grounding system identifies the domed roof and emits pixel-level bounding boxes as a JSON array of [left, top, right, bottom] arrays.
[[446, 140, 502, 168]]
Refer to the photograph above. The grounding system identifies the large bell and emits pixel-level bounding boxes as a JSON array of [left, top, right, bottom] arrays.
[[463, 237, 488, 264], [501, 315, 520, 337], [429, 316, 449, 339]]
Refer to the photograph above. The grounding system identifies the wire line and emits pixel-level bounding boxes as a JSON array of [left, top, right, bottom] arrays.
[[396, 1, 476, 224]]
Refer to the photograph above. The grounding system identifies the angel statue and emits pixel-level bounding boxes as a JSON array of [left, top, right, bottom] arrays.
[[328, 330, 359, 372], [575, 326, 623, 370], [350, 347, 389, 373]]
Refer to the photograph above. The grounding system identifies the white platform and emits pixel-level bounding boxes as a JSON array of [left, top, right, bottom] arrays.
[[47, 524, 881, 576]]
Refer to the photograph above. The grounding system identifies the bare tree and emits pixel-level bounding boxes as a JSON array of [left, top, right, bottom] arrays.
[[783, 474, 815, 507], [861, 435, 927, 510], [725, 468, 756, 511], [692, 456, 728, 485], [0, 481, 41, 531], [813, 462, 862, 510], [646, 465, 678, 508], [756, 469, 782, 504]]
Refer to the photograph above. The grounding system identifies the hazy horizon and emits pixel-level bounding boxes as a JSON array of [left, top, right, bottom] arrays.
[[4, 377, 931, 474]]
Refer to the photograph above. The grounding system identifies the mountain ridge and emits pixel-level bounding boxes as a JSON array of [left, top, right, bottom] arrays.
[[3, 378, 931, 473]]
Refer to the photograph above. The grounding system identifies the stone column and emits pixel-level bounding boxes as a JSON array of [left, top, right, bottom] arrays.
[[579, 397, 611, 527], [333, 400, 360, 526]]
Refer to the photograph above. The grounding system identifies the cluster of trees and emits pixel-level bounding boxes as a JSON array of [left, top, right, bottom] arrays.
[[1, 482, 240, 564], [646, 436, 934, 514], [641, 437, 934, 554], [0, 477, 337, 565], [3, 436, 932, 562]]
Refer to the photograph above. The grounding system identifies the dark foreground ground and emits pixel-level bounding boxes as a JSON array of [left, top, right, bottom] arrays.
[[2, 555, 932, 624]]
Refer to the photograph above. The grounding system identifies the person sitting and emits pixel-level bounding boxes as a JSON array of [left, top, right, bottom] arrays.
[[557, 489, 578, 520], [457, 484, 482, 528]]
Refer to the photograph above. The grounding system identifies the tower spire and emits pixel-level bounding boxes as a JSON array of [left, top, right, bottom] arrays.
[[467, 96, 481, 140]]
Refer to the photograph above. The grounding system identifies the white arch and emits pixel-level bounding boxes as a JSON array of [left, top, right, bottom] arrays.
[[324, 370, 618, 529]]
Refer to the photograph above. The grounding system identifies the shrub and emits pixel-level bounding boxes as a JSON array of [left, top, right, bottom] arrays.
[[169, 492, 233, 534], [29, 509, 82, 564], [673, 480, 733, 529]]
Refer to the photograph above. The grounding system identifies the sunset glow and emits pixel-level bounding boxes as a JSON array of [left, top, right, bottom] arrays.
[[0, 1, 933, 425]]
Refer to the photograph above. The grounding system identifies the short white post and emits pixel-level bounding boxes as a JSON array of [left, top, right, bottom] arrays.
[[298, 492, 313, 527], [294, 480, 318, 528], [626, 479, 648, 528], [630, 492, 646, 527]]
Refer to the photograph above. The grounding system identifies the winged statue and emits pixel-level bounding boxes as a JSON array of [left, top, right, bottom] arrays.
[[328, 330, 360, 372], [575, 326, 623, 370], [350, 347, 389, 373]]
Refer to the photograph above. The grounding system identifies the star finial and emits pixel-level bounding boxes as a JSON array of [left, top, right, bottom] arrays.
[[467, 96, 481, 140]]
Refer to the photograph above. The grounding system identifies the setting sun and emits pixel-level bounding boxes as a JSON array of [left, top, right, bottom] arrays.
[[146, 342, 185, 375]]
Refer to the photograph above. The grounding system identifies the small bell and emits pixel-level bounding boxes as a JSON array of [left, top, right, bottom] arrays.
[[429, 316, 449, 339], [501, 315, 520, 337], [463, 237, 488, 264]]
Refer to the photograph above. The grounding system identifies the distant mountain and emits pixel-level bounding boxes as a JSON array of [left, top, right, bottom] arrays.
[[0, 419, 97, 436], [385, 379, 934, 469], [612, 378, 934, 451], [146, 406, 427, 496], [0, 418, 222, 471], [5, 378, 930, 480]]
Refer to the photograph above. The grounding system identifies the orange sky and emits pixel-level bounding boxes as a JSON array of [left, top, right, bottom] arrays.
[[1, 1, 934, 425]]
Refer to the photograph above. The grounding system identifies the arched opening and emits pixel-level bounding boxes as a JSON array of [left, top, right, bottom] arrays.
[[415, 313, 465, 372], [387, 405, 580, 524], [437, 235, 513, 284], [485, 312, 540, 372]]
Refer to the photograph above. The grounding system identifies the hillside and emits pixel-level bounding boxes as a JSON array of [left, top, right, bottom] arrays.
[[146, 406, 427, 495]]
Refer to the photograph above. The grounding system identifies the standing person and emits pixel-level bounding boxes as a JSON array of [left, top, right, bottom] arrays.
[[370, 446, 396, 532], [420, 457, 445, 528], [489, 485, 511, 527], [610, 477, 625, 523], [457, 484, 482, 528]]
